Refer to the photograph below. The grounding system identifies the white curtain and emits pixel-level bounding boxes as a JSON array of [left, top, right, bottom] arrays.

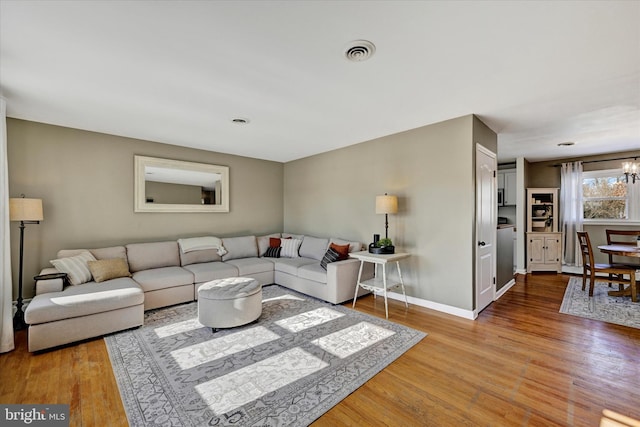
[[560, 161, 583, 267], [0, 98, 15, 353]]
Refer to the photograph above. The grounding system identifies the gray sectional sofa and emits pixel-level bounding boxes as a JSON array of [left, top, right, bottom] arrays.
[[24, 233, 373, 351]]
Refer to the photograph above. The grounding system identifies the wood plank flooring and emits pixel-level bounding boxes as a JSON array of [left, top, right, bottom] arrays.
[[1, 273, 639, 426]]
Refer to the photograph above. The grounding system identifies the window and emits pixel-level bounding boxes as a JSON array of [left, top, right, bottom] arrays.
[[582, 169, 640, 222]]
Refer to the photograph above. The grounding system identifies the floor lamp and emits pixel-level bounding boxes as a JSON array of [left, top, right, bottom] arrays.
[[9, 196, 43, 330]]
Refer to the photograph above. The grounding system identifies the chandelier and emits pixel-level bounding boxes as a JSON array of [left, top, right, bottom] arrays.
[[622, 159, 639, 184]]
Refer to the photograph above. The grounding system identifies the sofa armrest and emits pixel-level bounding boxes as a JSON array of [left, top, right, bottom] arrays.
[[325, 258, 374, 304], [34, 268, 65, 295]]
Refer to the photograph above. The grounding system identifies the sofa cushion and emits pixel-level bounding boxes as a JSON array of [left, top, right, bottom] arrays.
[[273, 257, 316, 275], [131, 266, 194, 292], [183, 262, 239, 284], [282, 233, 304, 240], [280, 238, 302, 258], [224, 258, 274, 276], [126, 241, 180, 273], [299, 236, 329, 261], [179, 248, 222, 266], [87, 258, 131, 283], [25, 277, 143, 325], [298, 263, 328, 284], [222, 236, 258, 261], [50, 251, 97, 285], [58, 246, 127, 261], [257, 233, 280, 257], [329, 238, 362, 253]]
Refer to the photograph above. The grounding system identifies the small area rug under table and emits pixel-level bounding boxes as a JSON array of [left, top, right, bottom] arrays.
[[559, 276, 640, 329], [105, 284, 426, 426]]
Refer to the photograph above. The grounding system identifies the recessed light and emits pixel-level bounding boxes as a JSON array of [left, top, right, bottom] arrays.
[[344, 40, 376, 62], [231, 118, 250, 125], [557, 142, 575, 147]]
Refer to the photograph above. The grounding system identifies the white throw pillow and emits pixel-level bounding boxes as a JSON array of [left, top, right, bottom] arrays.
[[280, 238, 302, 258], [50, 250, 97, 285]]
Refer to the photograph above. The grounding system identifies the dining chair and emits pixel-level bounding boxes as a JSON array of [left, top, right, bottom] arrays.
[[576, 231, 637, 302]]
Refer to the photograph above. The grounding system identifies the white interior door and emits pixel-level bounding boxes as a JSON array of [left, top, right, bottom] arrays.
[[476, 144, 497, 314]]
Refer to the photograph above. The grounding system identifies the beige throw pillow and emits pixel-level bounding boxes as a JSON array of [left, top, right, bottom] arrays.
[[50, 250, 96, 285], [87, 258, 131, 283]]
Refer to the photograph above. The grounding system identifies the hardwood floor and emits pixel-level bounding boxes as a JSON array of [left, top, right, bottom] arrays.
[[2, 273, 639, 426]]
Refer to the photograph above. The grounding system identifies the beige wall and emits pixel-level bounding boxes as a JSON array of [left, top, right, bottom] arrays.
[[284, 115, 496, 311], [7, 119, 284, 298]]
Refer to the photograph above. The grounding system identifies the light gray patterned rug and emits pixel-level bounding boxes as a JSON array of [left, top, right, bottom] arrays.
[[560, 276, 640, 329], [105, 285, 426, 426]]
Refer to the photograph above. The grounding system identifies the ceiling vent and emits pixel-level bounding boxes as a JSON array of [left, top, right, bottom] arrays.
[[344, 40, 376, 62]]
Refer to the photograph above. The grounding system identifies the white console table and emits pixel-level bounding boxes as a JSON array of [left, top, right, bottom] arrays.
[[350, 250, 410, 319]]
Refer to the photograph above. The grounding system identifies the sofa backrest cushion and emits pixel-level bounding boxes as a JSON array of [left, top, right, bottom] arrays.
[[299, 235, 329, 261], [179, 248, 222, 266], [329, 238, 362, 253], [126, 241, 180, 273], [257, 233, 281, 257], [221, 236, 258, 261], [58, 246, 127, 261]]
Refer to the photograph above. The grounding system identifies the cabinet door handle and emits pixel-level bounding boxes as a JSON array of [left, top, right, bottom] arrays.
[[478, 241, 486, 247]]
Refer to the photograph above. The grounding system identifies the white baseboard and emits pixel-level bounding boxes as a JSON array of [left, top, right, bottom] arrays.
[[495, 279, 516, 300], [381, 290, 476, 320]]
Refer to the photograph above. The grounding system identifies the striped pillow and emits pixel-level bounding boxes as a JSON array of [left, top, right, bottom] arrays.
[[50, 250, 97, 285], [280, 238, 302, 258], [263, 246, 281, 258], [320, 247, 341, 270]]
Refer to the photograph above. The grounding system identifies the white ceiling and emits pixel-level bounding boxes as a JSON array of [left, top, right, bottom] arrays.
[[1, 1, 639, 163]]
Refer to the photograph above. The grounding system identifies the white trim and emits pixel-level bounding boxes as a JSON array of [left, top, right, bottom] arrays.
[[383, 290, 476, 320], [495, 279, 516, 299]]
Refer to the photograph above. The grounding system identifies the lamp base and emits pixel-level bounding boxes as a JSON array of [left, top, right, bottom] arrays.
[[13, 309, 27, 331]]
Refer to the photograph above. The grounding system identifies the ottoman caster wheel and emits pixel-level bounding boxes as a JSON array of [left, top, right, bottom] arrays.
[[211, 327, 218, 333]]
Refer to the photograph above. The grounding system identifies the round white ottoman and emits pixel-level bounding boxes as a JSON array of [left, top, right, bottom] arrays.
[[197, 277, 262, 331]]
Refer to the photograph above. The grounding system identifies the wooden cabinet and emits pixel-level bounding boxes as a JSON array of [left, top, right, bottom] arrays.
[[527, 232, 562, 272], [497, 169, 516, 206], [527, 188, 562, 272]]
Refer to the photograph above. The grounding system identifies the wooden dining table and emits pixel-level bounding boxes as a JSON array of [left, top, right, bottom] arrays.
[[597, 244, 640, 301]]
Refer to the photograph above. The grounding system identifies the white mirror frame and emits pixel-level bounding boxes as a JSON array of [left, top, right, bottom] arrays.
[[134, 155, 229, 213]]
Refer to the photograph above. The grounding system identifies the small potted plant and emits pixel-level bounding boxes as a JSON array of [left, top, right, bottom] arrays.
[[369, 237, 395, 254]]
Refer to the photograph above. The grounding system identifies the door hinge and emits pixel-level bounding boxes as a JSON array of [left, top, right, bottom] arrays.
[[493, 277, 496, 284], [493, 170, 496, 178]]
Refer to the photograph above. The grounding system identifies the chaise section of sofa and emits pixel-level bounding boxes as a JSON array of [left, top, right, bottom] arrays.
[[25, 246, 144, 352]]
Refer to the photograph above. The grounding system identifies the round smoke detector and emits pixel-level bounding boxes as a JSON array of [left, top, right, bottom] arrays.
[[344, 40, 376, 62]]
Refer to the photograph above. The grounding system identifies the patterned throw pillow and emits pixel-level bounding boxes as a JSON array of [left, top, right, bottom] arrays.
[[280, 238, 302, 258], [263, 246, 281, 258], [87, 258, 131, 283], [320, 247, 341, 270], [50, 250, 97, 285]]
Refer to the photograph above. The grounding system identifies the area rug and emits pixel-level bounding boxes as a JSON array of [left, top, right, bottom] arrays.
[[105, 284, 426, 426], [559, 276, 640, 329]]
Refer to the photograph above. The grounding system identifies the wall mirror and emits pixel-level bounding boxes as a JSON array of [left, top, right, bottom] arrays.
[[134, 155, 229, 213]]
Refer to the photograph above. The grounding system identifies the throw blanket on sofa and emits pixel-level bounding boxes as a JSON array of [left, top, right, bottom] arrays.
[[178, 237, 227, 256]]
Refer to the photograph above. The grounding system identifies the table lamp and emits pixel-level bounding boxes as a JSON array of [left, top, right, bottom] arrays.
[[375, 193, 398, 240], [9, 195, 43, 330]]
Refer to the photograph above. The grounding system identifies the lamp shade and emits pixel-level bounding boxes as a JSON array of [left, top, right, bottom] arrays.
[[9, 198, 43, 221], [375, 194, 398, 214]]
